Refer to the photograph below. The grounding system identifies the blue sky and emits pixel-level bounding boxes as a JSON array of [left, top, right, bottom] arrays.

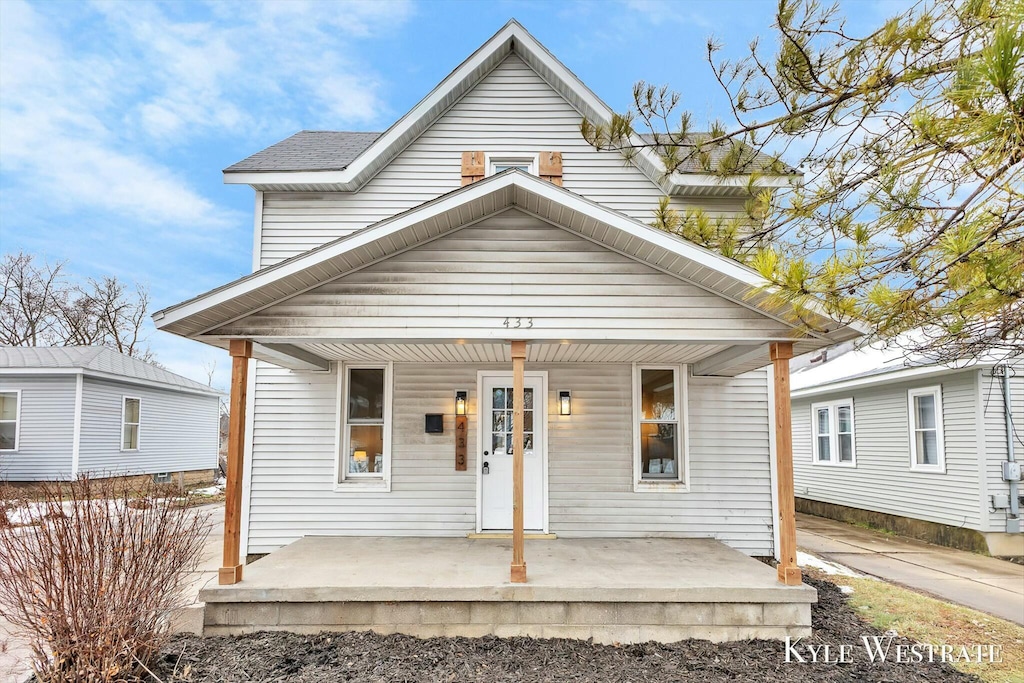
[[0, 0, 896, 390]]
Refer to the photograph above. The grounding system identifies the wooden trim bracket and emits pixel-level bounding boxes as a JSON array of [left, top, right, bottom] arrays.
[[770, 342, 802, 586], [510, 340, 527, 583], [220, 339, 252, 585]]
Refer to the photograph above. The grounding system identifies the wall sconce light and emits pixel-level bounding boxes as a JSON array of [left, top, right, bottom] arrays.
[[455, 391, 467, 416], [559, 390, 572, 416]]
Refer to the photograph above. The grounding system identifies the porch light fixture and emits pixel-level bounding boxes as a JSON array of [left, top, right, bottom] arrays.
[[455, 391, 467, 416], [559, 390, 572, 416]]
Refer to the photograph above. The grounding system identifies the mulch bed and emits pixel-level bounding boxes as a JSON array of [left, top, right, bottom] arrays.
[[152, 577, 976, 682]]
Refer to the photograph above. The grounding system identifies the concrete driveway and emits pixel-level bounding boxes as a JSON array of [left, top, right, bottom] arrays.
[[797, 513, 1024, 625]]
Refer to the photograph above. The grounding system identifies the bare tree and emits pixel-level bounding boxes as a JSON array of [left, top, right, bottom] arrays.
[[0, 252, 156, 362]]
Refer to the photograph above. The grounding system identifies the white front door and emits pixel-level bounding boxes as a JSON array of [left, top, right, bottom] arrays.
[[479, 373, 546, 531]]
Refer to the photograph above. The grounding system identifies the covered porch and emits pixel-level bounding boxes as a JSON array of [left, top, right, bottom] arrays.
[[199, 535, 815, 642]]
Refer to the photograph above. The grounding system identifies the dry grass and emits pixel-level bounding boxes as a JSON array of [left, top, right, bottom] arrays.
[[834, 573, 1024, 683]]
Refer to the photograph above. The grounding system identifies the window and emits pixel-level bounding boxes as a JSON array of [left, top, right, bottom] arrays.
[[153, 472, 172, 484], [339, 364, 391, 487], [487, 154, 537, 176], [633, 366, 687, 487], [810, 399, 855, 466], [0, 391, 20, 451], [908, 386, 944, 472], [121, 397, 140, 451]]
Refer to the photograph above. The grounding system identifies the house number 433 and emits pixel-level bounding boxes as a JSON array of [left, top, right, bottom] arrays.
[[502, 317, 534, 329]]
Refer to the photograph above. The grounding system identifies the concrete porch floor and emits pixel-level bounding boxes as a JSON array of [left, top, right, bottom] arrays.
[[199, 537, 815, 643]]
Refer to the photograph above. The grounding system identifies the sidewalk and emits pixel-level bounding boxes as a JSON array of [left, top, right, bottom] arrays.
[[797, 512, 1024, 625]]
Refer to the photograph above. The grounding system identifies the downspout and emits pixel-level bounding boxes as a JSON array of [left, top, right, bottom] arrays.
[[1002, 366, 1020, 528]]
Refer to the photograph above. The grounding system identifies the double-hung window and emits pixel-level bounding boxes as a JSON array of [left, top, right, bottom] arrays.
[[908, 386, 944, 472], [339, 364, 392, 488], [810, 399, 855, 466], [0, 390, 20, 451], [121, 397, 141, 451], [634, 366, 687, 487]]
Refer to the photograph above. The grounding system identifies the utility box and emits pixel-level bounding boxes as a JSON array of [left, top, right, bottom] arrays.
[[1002, 461, 1022, 481]]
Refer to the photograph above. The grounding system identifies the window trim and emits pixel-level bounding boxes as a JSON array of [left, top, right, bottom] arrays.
[[485, 152, 539, 177], [335, 362, 393, 491], [908, 385, 945, 473], [120, 396, 141, 452], [631, 364, 689, 492], [0, 389, 22, 452], [810, 398, 857, 467]]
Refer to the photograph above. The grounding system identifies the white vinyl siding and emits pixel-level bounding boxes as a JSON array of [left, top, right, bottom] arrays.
[[793, 370, 983, 530], [77, 378, 219, 477], [244, 363, 774, 556], [258, 55, 748, 265], [810, 399, 855, 466], [219, 210, 794, 343], [0, 377, 76, 480]]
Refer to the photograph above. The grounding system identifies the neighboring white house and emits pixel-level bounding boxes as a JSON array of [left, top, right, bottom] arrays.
[[0, 346, 222, 484], [153, 20, 864, 631], [791, 342, 1024, 557]]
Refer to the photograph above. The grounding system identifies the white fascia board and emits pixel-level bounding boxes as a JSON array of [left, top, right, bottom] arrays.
[[160, 171, 860, 340], [0, 367, 224, 397], [225, 22, 520, 190], [667, 173, 801, 194], [156, 172, 521, 328], [791, 363, 993, 399]]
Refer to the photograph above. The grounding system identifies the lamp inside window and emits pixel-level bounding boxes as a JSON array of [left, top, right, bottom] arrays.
[[455, 391, 467, 416], [559, 390, 571, 416]]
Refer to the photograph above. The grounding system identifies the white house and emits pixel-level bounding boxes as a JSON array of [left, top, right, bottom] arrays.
[[153, 21, 864, 642], [0, 346, 222, 484], [791, 342, 1023, 558]]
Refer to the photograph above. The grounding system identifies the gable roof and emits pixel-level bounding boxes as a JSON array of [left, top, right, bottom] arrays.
[[222, 20, 798, 196], [154, 169, 864, 351], [0, 346, 222, 396]]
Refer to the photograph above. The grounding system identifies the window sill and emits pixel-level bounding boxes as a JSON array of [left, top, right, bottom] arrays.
[[812, 460, 857, 468], [334, 479, 391, 492], [909, 464, 946, 474], [633, 480, 689, 493]]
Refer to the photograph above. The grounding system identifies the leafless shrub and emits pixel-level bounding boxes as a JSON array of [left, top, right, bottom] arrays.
[[0, 475, 210, 682]]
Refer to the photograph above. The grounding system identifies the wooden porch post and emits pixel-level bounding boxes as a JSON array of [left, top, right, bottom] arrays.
[[220, 339, 251, 585], [770, 342, 802, 586], [510, 340, 527, 583]]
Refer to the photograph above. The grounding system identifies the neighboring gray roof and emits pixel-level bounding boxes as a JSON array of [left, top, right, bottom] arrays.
[[225, 131, 381, 173], [0, 346, 222, 395], [224, 130, 793, 176]]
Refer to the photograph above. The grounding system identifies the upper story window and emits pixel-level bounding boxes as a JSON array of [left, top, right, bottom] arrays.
[[908, 385, 944, 472], [811, 399, 855, 466], [0, 390, 20, 451], [487, 154, 537, 176], [633, 366, 688, 489], [338, 363, 392, 490], [122, 397, 141, 451]]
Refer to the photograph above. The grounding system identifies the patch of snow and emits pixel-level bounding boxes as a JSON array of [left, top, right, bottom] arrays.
[[798, 550, 863, 577], [189, 486, 222, 496], [839, 585, 855, 594]]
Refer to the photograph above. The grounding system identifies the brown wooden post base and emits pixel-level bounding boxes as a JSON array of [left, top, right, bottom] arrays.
[[510, 563, 527, 583], [219, 564, 244, 585], [770, 341, 802, 587]]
